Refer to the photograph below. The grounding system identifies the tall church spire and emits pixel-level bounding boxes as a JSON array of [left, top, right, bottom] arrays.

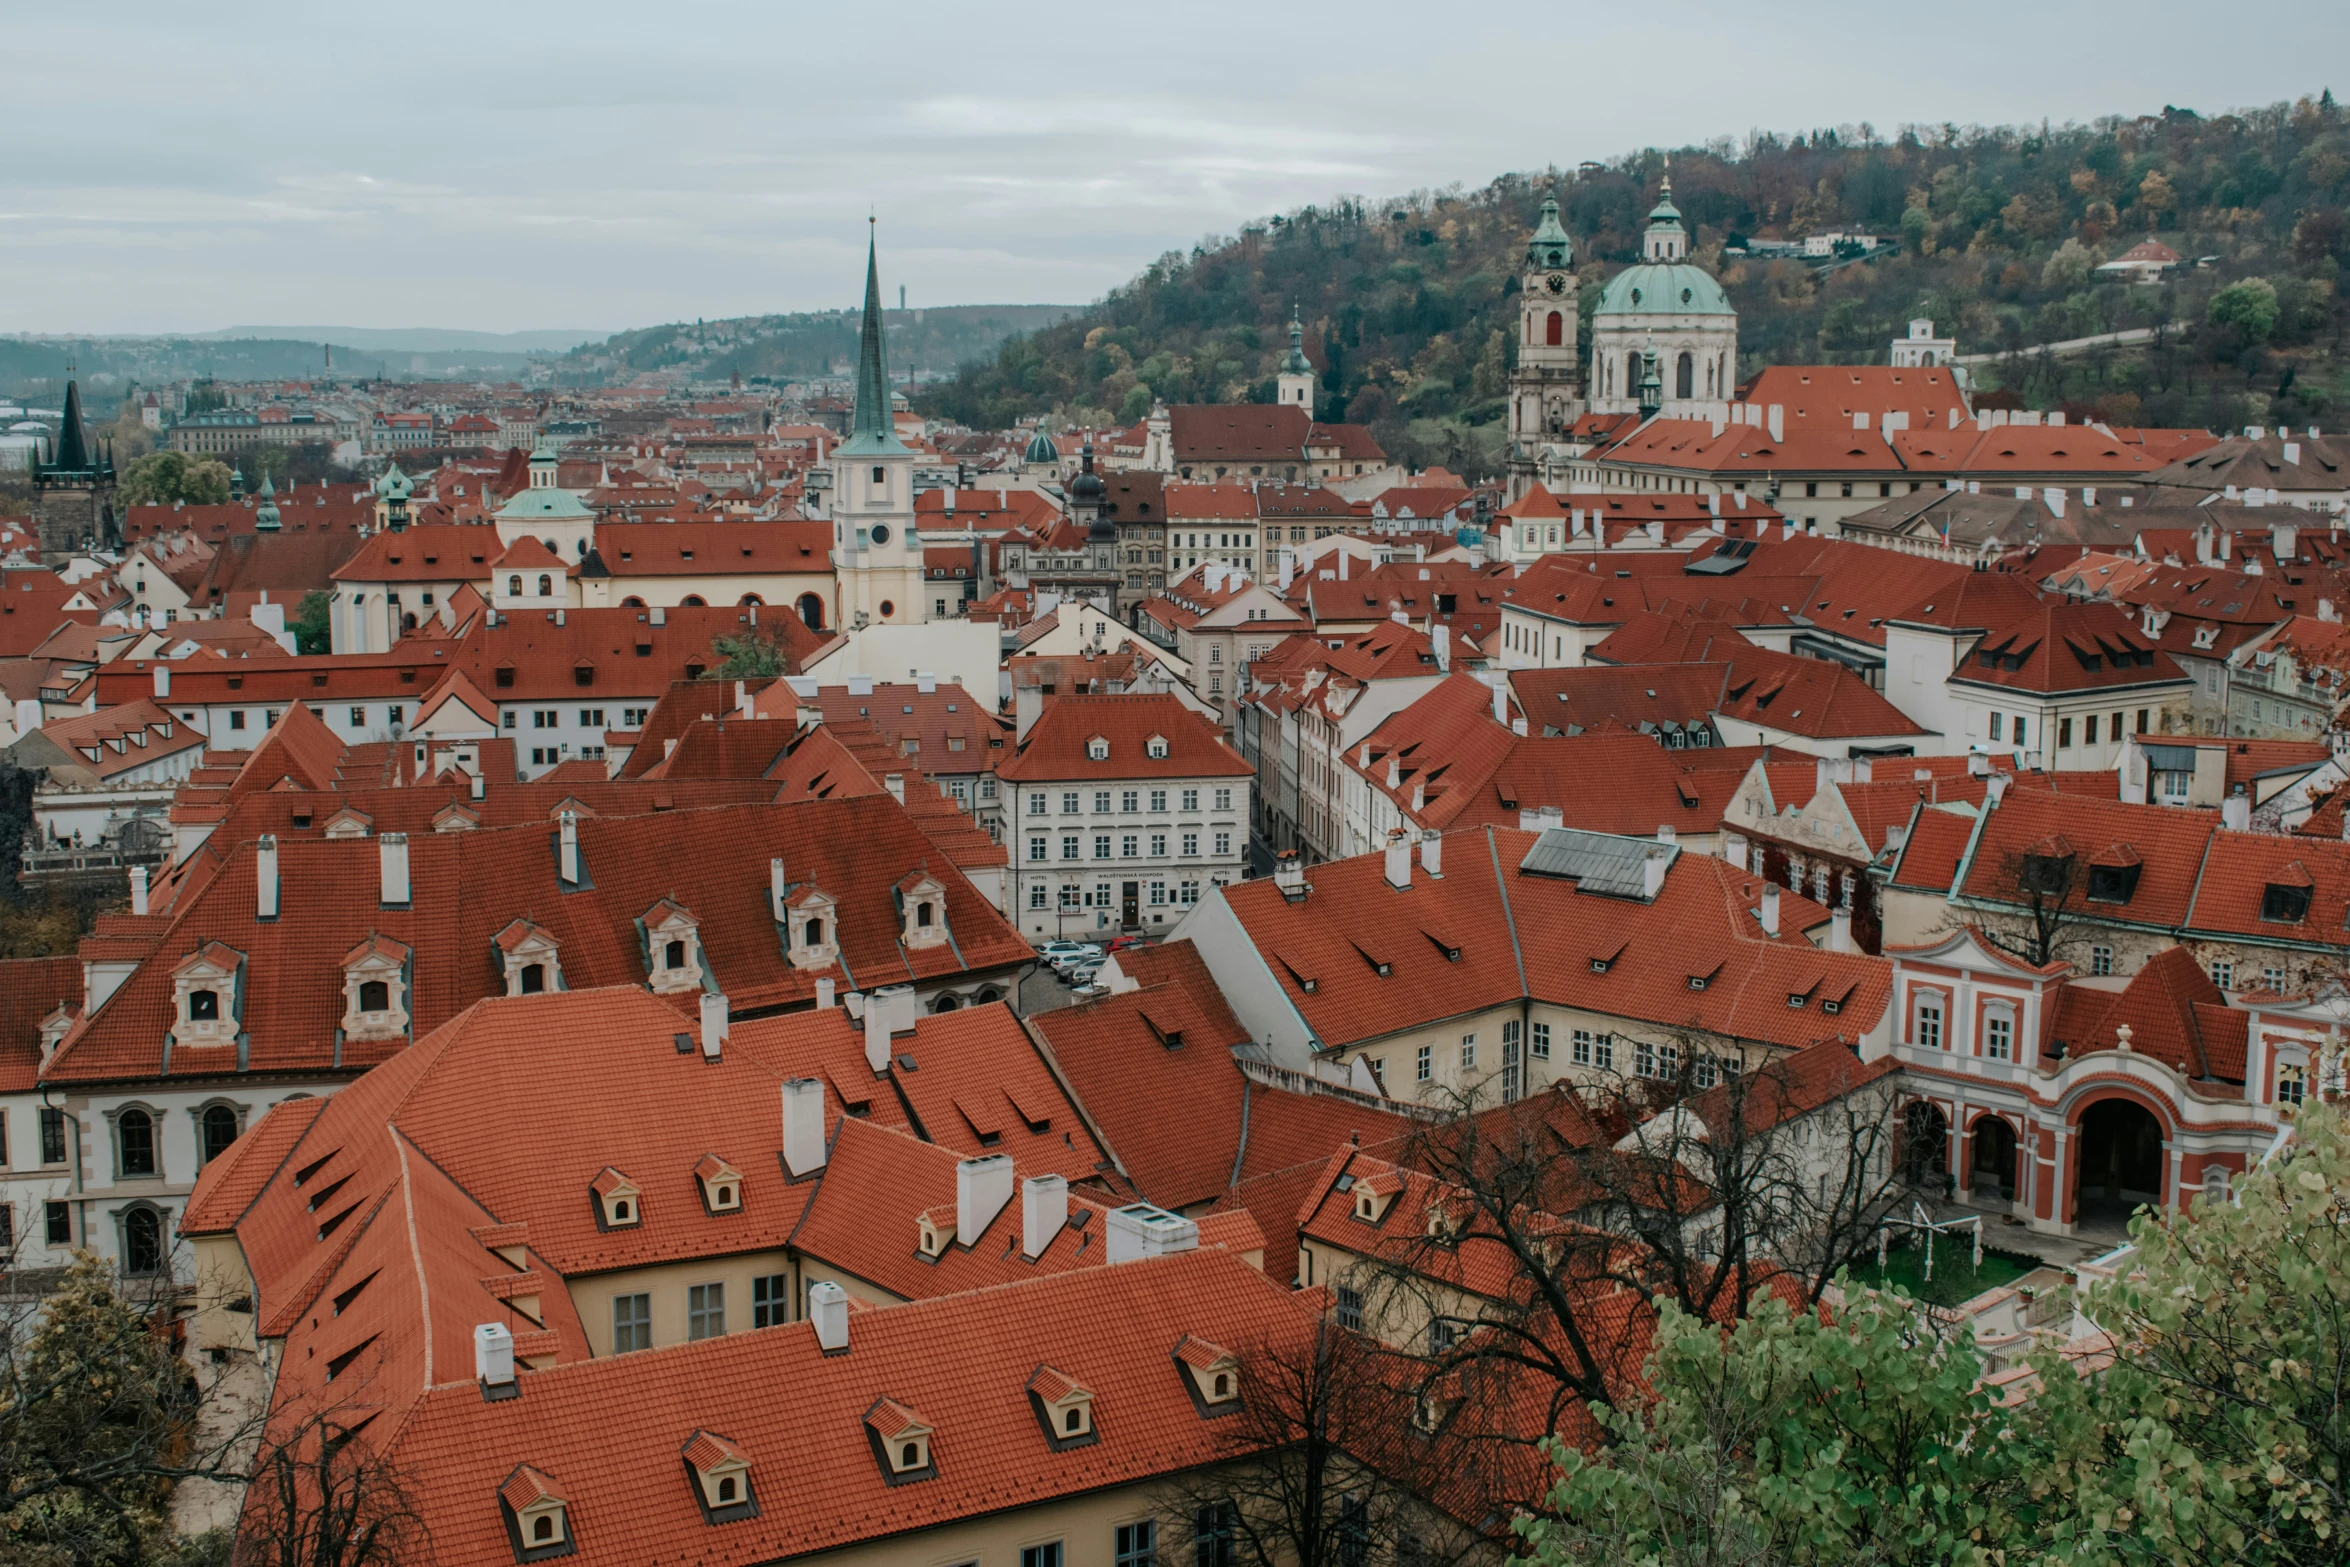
[[52, 379, 91, 472], [843, 219, 908, 454]]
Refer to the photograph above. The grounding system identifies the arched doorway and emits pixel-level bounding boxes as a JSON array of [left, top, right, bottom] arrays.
[[1968, 1114, 2018, 1203], [1900, 1101, 1949, 1189], [2076, 1096, 2165, 1226]]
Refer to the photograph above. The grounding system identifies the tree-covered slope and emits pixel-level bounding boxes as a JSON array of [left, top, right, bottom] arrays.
[[921, 93, 2350, 474]]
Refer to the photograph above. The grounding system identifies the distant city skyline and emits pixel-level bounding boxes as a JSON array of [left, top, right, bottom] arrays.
[[6, 1, 2341, 337]]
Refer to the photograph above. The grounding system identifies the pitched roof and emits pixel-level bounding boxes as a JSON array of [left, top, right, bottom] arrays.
[[995, 693, 1252, 782]]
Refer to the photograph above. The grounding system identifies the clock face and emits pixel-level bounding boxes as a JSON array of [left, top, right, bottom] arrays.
[[1545, 272, 1568, 294]]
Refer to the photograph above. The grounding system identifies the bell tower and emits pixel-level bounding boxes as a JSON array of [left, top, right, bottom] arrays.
[[1276, 306, 1314, 418], [829, 221, 926, 628], [1506, 196, 1585, 499]]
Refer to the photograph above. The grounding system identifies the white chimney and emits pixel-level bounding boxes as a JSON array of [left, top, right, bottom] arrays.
[[699, 992, 727, 1059], [816, 976, 836, 1010], [152, 665, 170, 699], [379, 833, 410, 905], [1420, 832, 1443, 878], [917, 670, 937, 694], [2223, 786, 2251, 832], [1767, 404, 1785, 442], [558, 810, 579, 885], [474, 1322, 515, 1389], [1106, 1202, 1198, 1263], [1760, 883, 1781, 936], [1967, 752, 1990, 778], [956, 1154, 1015, 1244], [1722, 830, 1748, 867], [470, 770, 486, 801], [1641, 847, 1668, 900], [257, 834, 279, 919], [1830, 908, 1853, 952], [1431, 623, 1450, 672], [808, 1280, 848, 1351], [781, 1077, 826, 1176], [1383, 829, 1411, 890], [884, 772, 905, 804], [1657, 824, 1677, 845], [770, 856, 788, 919], [1491, 680, 1508, 725], [1021, 1173, 1069, 1259], [865, 1000, 891, 1074], [129, 864, 150, 917]]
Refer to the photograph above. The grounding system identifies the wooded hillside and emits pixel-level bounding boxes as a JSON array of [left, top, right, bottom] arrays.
[[920, 93, 2350, 476]]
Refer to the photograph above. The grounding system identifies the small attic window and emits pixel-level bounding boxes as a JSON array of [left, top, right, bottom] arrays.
[[591, 1168, 642, 1229], [1145, 734, 1169, 759], [695, 1155, 742, 1214], [2263, 881, 2315, 924], [1086, 735, 1109, 761]]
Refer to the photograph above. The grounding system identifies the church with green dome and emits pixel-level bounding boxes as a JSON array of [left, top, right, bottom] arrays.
[[1587, 172, 1739, 419]]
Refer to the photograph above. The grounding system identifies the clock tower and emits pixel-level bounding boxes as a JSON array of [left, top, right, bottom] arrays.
[[1506, 196, 1585, 499], [829, 222, 927, 628]]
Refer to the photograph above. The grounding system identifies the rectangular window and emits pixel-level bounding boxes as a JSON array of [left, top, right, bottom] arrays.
[[1180, 881, 1201, 906], [751, 1273, 789, 1328], [1122, 835, 1139, 858], [229, 710, 246, 731], [1634, 1040, 1657, 1078], [1151, 832, 1168, 856], [1532, 1022, 1550, 1059], [2137, 709, 2151, 735], [2014, 715, 2027, 747], [1416, 1045, 1432, 1082], [45, 1200, 70, 1245], [1093, 835, 1111, 859], [2091, 945, 2114, 976], [1594, 1033, 1614, 1070], [1182, 832, 1199, 856], [980, 776, 998, 800], [503, 712, 517, 729], [1022, 1547, 1063, 1567], [613, 1293, 651, 1353], [688, 1282, 725, 1340], [1984, 1013, 2013, 1061], [1182, 788, 1200, 810], [1094, 790, 1113, 813], [1122, 789, 1140, 812], [2280, 1064, 2307, 1106], [1061, 791, 1080, 815], [1214, 831, 1232, 856], [2058, 716, 2073, 747], [1150, 788, 1168, 812], [1194, 1502, 1239, 1567], [1060, 886, 1081, 910], [1214, 787, 1233, 810], [1030, 793, 1046, 815], [1115, 1520, 1157, 1567], [40, 1107, 66, 1165], [2085, 713, 2099, 744], [2211, 960, 2235, 990], [2263, 965, 2286, 993], [1915, 995, 1944, 1050], [1333, 1285, 1363, 1331], [578, 708, 603, 727], [1988, 712, 2002, 741], [1029, 883, 1048, 909], [1061, 835, 1080, 860], [1149, 881, 1166, 906], [1030, 836, 1048, 861], [348, 706, 365, 726], [1460, 1033, 1477, 1071], [1571, 1028, 1591, 1065]]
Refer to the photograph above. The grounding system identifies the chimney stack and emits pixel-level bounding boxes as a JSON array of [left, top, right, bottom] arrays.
[[1767, 404, 1784, 442], [257, 834, 279, 919], [2223, 784, 2251, 832], [558, 811, 580, 886], [1642, 847, 1669, 900], [1722, 830, 1748, 868], [379, 833, 410, 905], [816, 976, 836, 1010], [474, 1322, 515, 1391], [957, 1154, 1015, 1244], [865, 998, 892, 1074], [130, 864, 150, 917], [1383, 829, 1411, 891], [153, 665, 170, 699], [1420, 832, 1443, 878], [917, 670, 937, 694], [700, 992, 728, 1060], [470, 770, 486, 801], [884, 772, 905, 804], [781, 1077, 826, 1176], [808, 1281, 848, 1352], [770, 856, 788, 919], [1830, 907, 1853, 953], [1490, 680, 1508, 726], [1760, 883, 1781, 937], [1021, 1174, 1069, 1259], [1275, 851, 1306, 901], [1657, 824, 1677, 845], [1431, 623, 1450, 673]]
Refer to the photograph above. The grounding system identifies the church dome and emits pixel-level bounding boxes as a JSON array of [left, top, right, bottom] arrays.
[[1068, 463, 1106, 505], [1024, 426, 1058, 465], [1593, 263, 1733, 318]]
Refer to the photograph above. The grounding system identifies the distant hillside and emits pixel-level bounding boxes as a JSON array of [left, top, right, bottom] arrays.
[[563, 304, 1079, 384], [0, 333, 565, 396], [921, 93, 2350, 477]]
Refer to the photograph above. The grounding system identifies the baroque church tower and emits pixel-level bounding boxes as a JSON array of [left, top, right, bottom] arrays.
[[1505, 197, 1585, 498], [829, 223, 927, 628]]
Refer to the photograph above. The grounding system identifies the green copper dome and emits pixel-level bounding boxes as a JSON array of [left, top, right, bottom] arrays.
[[378, 463, 413, 501], [1024, 426, 1058, 464], [1594, 263, 1733, 318], [1279, 306, 1311, 376], [1526, 197, 1572, 270]]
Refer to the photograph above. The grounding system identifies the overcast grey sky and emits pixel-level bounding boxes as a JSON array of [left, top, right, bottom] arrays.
[[5, 1, 2341, 339]]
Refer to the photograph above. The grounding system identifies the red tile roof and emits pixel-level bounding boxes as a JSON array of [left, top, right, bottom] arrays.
[[995, 693, 1252, 783]]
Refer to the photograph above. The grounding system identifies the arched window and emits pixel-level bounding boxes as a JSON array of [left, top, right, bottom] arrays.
[[119, 1109, 157, 1177], [537, 574, 551, 596], [358, 979, 389, 1012], [900, 1443, 920, 1469], [622, 596, 646, 608], [189, 990, 219, 1021], [916, 902, 933, 928], [717, 1477, 736, 1503], [201, 1104, 239, 1164], [932, 992, 960, 1013], [531, 1517, 554, 1543], [681, 594, 707, 607], [738, 593, 762, 606], [1545, 310, 1563, 347], [507, 575, 522, 595], [797, 593, 825, 630], [974, 986, 1001, 1004], [803, 918, 823, 948], [1212, 1372, 1230, 1398], [1626, 352, 1640, 396], [123, 1207, 163, 1276], [1064, 1407, 1082, 1432], [1676, 352, 1694, 400], [519, 963, 546, 995], [664, 939, 685, 969]]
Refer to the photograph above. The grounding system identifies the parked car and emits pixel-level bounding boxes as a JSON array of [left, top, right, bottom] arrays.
[[1062, 961, 1104, 986], [1106, 934, 1150, 952], [1037, 941, 1102, 970], [1070, 979, 1110, 999]]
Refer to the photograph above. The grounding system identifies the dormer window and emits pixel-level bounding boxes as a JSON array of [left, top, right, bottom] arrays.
[[681, 1430, 757, 1523], [641, 898, 704, 996], [1352, 1175, 1398, 1224], [171, 942, 245, 1044], [496, 919, 562, 997], [782, 885, 840, 972], [897, 872, 949, 951], [339, 934, 413, 1042], [1145, 734, 1169, 759], [1173, 1335, 1241, 1413], [695, 1155, 743, 1214], [1028, 1366, 1099, 1450], [591, 1168, 642, 1229], [498, 1465, 572, 1562], [2263, 877, 2315, 924], [863, 1399, 935, 1482], [917, 1208, 955, 1257], [1086, 735, 1109, 761]]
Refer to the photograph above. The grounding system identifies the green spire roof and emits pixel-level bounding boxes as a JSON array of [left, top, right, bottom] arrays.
[[1527, 197, 1573, 270], [840, 223, 910, 457], [1280, 306, 1311, 375], [254, 471, 280, 529], [51, 380, 91, 472]]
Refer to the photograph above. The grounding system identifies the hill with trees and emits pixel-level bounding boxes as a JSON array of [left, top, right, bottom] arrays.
[[919, 92, 2350, 477], [560, 303, 1078, 385]]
